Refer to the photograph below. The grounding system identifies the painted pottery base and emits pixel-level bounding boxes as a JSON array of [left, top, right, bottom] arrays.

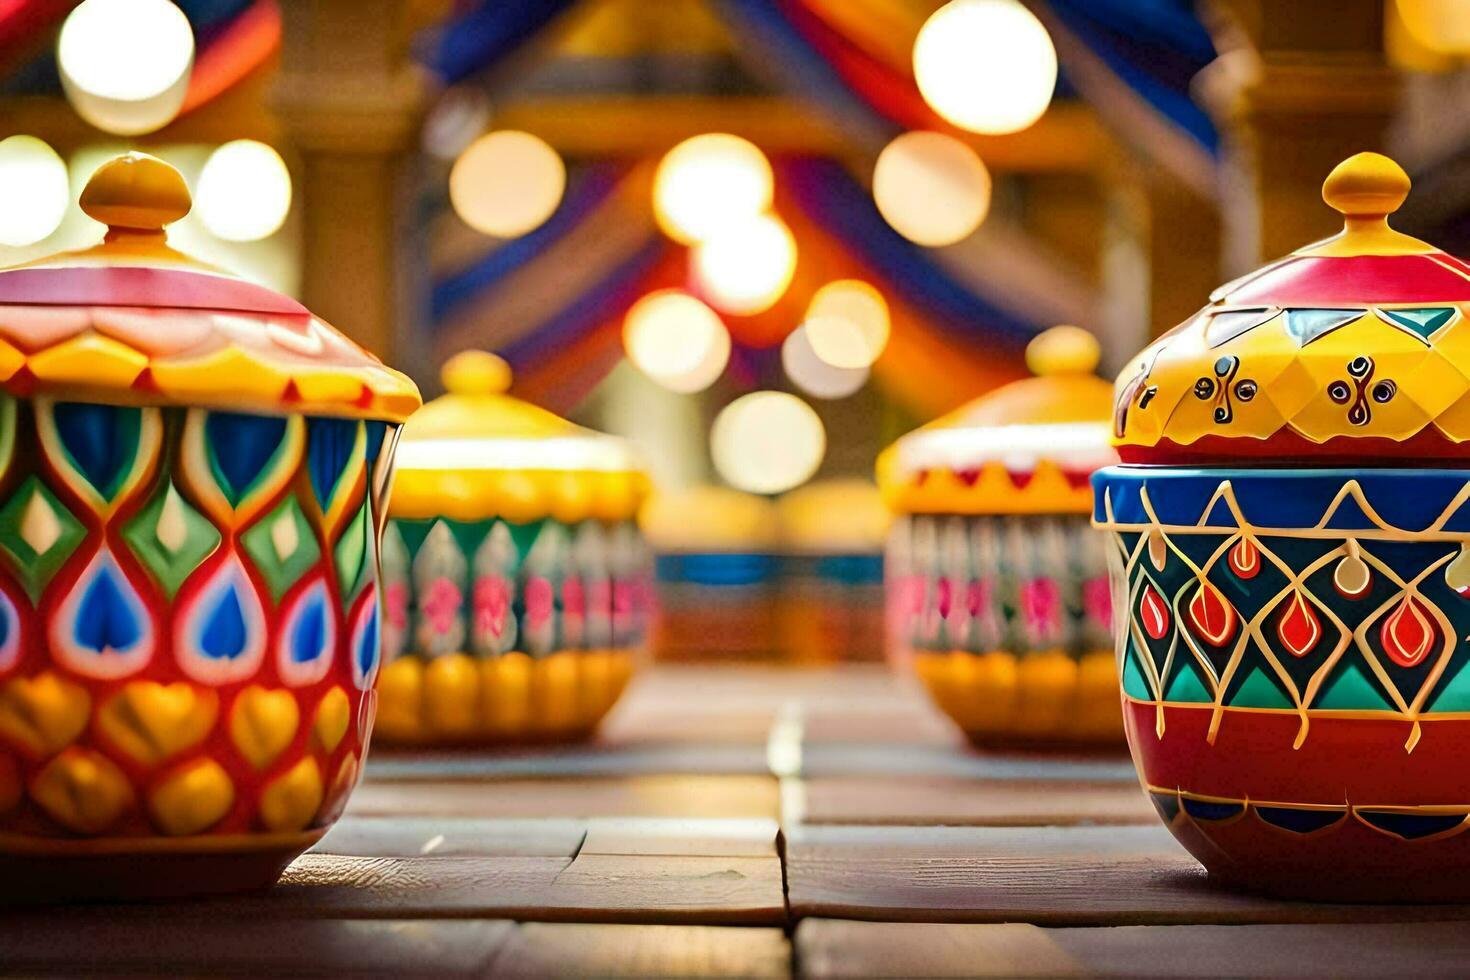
[[0, 830, 322, 903], [375, 649, 636, 745], [915, 649, 1124, 746], [1128, 701, 1470, 903]]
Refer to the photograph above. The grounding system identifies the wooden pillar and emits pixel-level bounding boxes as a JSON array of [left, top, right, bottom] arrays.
[[271, 0, 428, 361], [1141, 165, 1221, 337], [1199, 0, 1398, 275]]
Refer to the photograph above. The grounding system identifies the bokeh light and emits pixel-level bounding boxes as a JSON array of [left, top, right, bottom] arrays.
[[0, 137, 69, 247], [196, 140, 292, 242], [653, 134, 773, 244], [873, 131, 991, 247], [692, 213, 797, 315], [782, 324, 869, 400], [58, 0, 195, 135], [805, 280, 890, 368], [712, 391, 826, 494], [450, 131, 566, 238], [623, 290, 731, 393], [913, 0, 1057, 135], [1396, 0, 1470, 54]]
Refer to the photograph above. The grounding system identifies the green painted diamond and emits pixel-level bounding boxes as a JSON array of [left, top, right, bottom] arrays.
[[122, 480, 221, 599], [334, 498, 370, 604], [0, 476, 87, 601], [241, 494, 321, 604]]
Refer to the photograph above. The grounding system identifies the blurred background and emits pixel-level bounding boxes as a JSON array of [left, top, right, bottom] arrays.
[[0, 0, 1464, 662]]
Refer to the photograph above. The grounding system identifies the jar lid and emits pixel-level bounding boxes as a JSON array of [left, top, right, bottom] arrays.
[[878, 325, 1117, 515], [391, 350, 649, 523], [0, 152, 419, 422], [1113, 152, 1470, 463], [640, 484, 780, 553]]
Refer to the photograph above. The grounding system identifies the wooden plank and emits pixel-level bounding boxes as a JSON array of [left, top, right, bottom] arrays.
[[549, 853, 786, 924], [799, 710, 958, 747], [796, 920, 1470, 978], [366, 741, 771, 779], [796, 742, 1136, 780], [797, 777, 1156, 826], [784, 824, 1470, 925], [797, 920, 1081, 978], [39, 849, 782, 925], [346, 774, 780, 820], [0, 917, 513, 977], [580, 818, 780, 857], [489, 923, 790, 978], [314, 816, 587, 857]]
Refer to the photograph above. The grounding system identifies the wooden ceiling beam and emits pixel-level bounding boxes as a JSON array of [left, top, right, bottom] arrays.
[[492, 96, 1114, 173]]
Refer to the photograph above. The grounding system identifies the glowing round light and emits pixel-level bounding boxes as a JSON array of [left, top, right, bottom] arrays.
[[913, 0, 1057, 135], [782, 324, 869, 400], [0, 137, 69, 247], [1397, 0, 1470, 54], [58, 0, 195, 135], [194, 141, 292, 242], [692, 213, 797, 316], [450, 131, 566, 238], [711, 392, 826, 495], [805, 280, 890, 368], [623, 290, 731, 393], [874, 131, 991, 247], [653, 134, 773, 244]]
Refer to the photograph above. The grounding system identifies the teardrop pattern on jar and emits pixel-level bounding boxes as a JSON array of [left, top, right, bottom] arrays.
[[1333, 551, 1371, 599], [1447, 543, 1470, 599], [1276, 590, 1322, 658], [0, 584, 20, 675], [1139, 582, 1170, 640], [175, 552, 267, 685], [1380, 595, 1436, 669], [1186, 581, 1236, 647], [276, 577, 337, 688], [51, 546, 154, 680], [349, 584, 381, 691], [1227, 537, 1260, 579], [1147, 530, 1167, 572]]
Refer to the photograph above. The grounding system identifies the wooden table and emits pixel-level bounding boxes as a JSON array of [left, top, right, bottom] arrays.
[[4, 664, 1469, 977]]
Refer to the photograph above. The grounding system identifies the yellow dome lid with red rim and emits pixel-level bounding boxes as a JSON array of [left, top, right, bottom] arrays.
[[0, 152, 419, 422], [878, 325, 1117, 515], [391, 350, 650, 524], [1113, 152, 1470, 463]]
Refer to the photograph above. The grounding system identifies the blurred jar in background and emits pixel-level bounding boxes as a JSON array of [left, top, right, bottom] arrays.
[[377, 352, 652, 745], [879, 326, 1121, 746]]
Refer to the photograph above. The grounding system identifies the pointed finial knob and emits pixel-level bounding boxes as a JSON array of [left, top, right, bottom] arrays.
[[1322, 152, 1410, 219], [1026, 325, 1100, 377], [80, 152, 191, 234], [442, 350, 512, 396]]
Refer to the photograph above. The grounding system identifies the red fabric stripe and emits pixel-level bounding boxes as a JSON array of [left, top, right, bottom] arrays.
[[0, 266, 309, 315], [776, 0, 948, 132], [181, 0, 282, 114]]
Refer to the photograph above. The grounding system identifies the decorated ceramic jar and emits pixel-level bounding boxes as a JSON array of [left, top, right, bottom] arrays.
[[641, 485, 780, 661], [1092, 152, 1470, 901], [0, 154, 420, 898], [775, 480, 888, 663], [375, 351, 652, 744], [879, 325, 1119, 745]]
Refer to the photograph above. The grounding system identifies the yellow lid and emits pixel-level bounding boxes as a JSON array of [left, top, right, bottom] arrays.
[[776, 479, 889, 553], [878, 325, 1117, 515], [0, 152, 419, 422], [1113, 152, 1470, 461], [639, 484, 780, 553], [391, 350, 650, 523]]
